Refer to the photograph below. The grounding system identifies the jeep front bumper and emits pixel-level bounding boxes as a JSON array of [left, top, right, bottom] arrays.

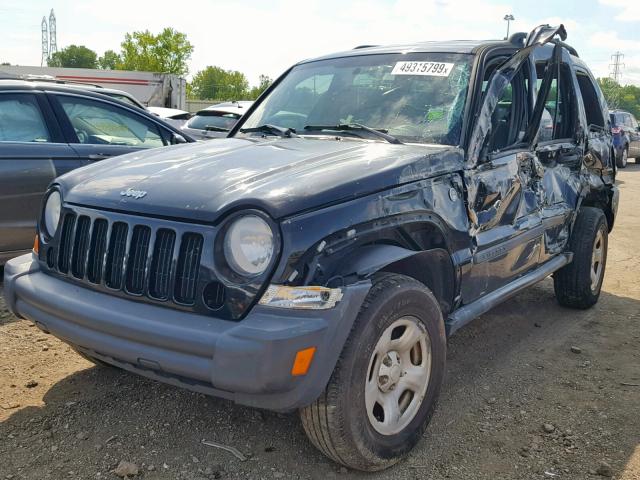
[[4, 254, 370, 412]]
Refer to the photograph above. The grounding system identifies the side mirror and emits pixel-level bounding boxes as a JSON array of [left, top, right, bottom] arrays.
[[171, 133, 188, 145]]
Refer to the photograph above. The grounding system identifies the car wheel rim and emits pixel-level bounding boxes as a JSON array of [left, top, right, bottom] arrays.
[[365, 316, 431, 436], [623, 149, 628, 166], [591, 228, 605, 292]]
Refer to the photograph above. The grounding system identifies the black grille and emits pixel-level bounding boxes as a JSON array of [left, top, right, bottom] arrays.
[[71, 216, 91, 278], [52, 213, 203, 306], [174, 233, 204, 304], [105, 222, 128, 289], [87, 219, 108, 283], [149, 229, 176, 300], [125, 226, 151, 294], [57, 214, 76, 274]]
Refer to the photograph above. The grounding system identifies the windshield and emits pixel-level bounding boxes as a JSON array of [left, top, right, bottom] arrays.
[[237, 52, 472, 145], [187, 111, 241, 131]]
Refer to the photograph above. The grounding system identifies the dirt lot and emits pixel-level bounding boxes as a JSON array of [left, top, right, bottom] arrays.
[[1, 166, 639, 480]]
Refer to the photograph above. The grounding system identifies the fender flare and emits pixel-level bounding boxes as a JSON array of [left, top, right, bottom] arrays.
[[335, 244, 456, 313]]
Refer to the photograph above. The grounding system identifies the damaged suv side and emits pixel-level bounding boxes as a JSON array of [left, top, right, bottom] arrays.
[[4, 25, 618, 471]]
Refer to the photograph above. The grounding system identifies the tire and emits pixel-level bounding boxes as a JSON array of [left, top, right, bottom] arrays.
[[299, 273, 446, 471], [554, 207, 608, 309], [616, 146, 628, 168]]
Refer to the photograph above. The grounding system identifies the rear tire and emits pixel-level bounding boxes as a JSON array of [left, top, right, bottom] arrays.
[[299, 274, 446, 471], [554, 207, 608, 309], [616, 146, 628, 168]]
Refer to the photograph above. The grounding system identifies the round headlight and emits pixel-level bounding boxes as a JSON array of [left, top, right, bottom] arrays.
[[224, 215, 274, 276], [43, 190, 62, 238]]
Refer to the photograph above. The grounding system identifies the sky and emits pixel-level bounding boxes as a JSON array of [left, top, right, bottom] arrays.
[[1, 0, 639, 87]]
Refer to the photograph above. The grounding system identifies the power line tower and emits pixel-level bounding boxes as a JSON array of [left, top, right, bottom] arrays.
[[41, 16, 49, 66], [609, 51, 625, 83], [49, 9, 57, 57]]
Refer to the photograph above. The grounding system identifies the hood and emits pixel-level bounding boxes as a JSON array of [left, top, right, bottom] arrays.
[[59, 137, 464, 223]]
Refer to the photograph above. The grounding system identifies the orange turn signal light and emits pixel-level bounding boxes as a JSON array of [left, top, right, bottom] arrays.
[[291, 347, 316, 377], [33, 235, 39, 255]]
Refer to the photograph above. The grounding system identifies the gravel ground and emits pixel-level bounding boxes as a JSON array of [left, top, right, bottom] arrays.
[[1, 166, 639, 480]]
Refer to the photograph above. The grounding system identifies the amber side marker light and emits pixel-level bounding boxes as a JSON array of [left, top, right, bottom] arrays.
[[32, 235, 39, 255], [291, 347, 316, 376]]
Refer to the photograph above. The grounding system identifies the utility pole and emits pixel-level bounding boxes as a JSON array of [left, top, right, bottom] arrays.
[[49, 9, 57, 57], [504, 14, 515, 39], [41, 16, 48, 66], [609, 51, 625, 83]]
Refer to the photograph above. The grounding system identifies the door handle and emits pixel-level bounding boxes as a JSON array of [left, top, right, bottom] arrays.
[[88, 154, 110, 161]]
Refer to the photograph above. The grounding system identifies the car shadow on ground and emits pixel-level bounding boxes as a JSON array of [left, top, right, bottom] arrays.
[[1, 280, 639, 479]]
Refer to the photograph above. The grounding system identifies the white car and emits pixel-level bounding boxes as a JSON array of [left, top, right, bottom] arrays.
[[147, 106, 192, 128], [181, 101, 253, 140]]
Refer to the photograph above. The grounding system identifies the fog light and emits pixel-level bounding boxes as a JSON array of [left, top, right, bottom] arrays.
[[259, 285, 343, 309]]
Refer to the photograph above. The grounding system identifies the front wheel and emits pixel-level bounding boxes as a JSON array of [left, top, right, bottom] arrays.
[[554, 207, 608, 309], [299, 274, 446, 471]]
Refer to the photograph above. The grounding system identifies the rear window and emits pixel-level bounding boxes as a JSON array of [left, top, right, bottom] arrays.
[[0, 93, 51, 143], [186, 111, 241, 131]]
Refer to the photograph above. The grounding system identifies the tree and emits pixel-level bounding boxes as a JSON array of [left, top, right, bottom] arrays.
[[98, 50, 121, 70], [598, 78, 640, 118], [189, 66, 249, 100], [119, 28, 193, 75], [248, 75, 273, 99], [48, 45, 97, 68]]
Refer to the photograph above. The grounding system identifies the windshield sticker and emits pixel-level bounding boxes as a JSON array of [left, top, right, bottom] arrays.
[[391, 61, 454, 77]]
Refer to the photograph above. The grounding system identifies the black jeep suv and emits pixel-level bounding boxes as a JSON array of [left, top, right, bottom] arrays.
[[4, 25, 618, 471]]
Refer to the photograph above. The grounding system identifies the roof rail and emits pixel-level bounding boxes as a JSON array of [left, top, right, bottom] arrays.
[[554, 40, 579, 57], [353, 45, 378, 49], [5, 74, 105, 88]]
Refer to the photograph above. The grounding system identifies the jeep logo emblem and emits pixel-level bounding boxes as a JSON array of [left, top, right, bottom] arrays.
[[120, 188, 147, 199]]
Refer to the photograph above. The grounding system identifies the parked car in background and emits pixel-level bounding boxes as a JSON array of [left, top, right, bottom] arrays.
[[0, 73, 147, 109], [0, 79, 195, 264], [148, 106, 192, 128], [610, 110, 640, 167], [1, 65, 187, 110], [181, 101, 253, 140]]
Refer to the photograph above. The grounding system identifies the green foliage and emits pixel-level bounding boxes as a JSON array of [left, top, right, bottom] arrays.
[[98, 50, 121, 70], [119, 28, 193, 75], [189, 66, 250, 100], [1, 62, 10, 66], [247, 75, 273, 100], [48, 45, 97, 68], [597, 78, 640, 118]]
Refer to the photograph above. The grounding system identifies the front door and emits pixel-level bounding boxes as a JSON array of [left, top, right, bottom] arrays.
[[462, 26, 568, 303], [47, 93, 169, 162]]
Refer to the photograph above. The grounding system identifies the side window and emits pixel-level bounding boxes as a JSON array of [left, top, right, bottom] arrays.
[[0, 93, 51, 143], [57, 96, 165, 148], [575, 72, 605, 129], [481, 63, 531, 154], [536, 63, 576, 141]]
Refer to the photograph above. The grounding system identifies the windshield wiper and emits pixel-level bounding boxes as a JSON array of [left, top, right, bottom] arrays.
[[240, 124, 298, 138], [204, 126, 229, 132], [303, 123, 402, 144]]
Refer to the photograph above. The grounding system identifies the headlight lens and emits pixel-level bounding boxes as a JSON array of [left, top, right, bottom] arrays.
[[43, 190, 62, 238], [224, 215, 274, 276]]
